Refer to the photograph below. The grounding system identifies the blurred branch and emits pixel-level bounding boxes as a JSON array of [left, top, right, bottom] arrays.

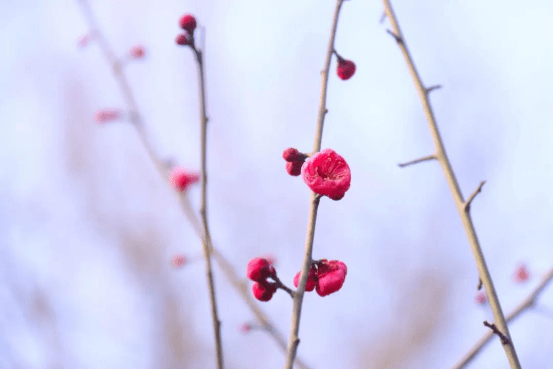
[[284, 1, 346, 368], [75, 2, 309, 368], [382, 1, 521, 368], [190, 36, 224, 368], [454, 267, 553, 368]]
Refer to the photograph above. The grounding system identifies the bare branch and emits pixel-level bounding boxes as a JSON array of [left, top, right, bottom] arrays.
[[383, 0, 520, 367], [397, 154, 436, 168], [454, 267, 553, 368], [464, 181, 486, 212]]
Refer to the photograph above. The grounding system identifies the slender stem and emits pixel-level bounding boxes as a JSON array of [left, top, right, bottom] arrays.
[[76, 3, 309, 367], [382, 1, 521, 368], [283, 1, 345, 368], [454, 267, 553, 368], [193, 44, 224, 369]]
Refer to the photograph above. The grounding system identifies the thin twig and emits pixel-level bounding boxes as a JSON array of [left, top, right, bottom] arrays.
[[426, 84, 442, 94], [76, 3, 309, 367], [454, 267, 553, 368], [397, 154, 436, 168], [382, 1, 521, 368], [284, 1, 346, 368], [483, 321, 510, 345], [192, 40, 224, 369], [464, 181, 486, 212]]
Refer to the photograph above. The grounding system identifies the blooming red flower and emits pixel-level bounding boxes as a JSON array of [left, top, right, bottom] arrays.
[[179, 14, 197, 34], [252, 281, 277, 302], [475, 291, 487, 305], [293, 265, 318, 292], [171, 254, 188, 268], [247, 257, 275, 282], [337, 59, 356, 80], [301, 148, 351, 200], [94, 109, 121, 123], [169, 167, 200, 192], [315, 260, 347, 297], [175, 33, 191, 46], [513, 264, 530, 283], [129, 45, 145, 59]]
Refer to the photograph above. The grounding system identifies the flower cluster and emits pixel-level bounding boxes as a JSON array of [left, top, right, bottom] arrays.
[[282, 147, 308, 176], [169, 167, 200, 192], [247, 257, 278, 301], [293, 259, 347, 297], [176, 14, 197, 47], [301, 149, 351, 200]]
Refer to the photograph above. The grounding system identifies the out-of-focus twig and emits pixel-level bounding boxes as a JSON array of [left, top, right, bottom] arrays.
[[454, 267, 553, 368], [382, 1, 521, 367], [284, 1, 346, 368]]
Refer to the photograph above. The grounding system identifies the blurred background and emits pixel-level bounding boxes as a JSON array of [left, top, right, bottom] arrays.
[[2, 0, 553, 368]]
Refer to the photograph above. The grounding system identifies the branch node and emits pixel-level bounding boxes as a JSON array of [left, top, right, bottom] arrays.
[[398, 154, 436, 168], [464, 180, 486, 212], [386, 29, 402, 44], [483, 321, 511, 345], [426, 84, 443, 94]]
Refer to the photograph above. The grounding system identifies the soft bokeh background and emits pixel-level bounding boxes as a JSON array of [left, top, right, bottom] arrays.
[[2, 0, 553, 368]]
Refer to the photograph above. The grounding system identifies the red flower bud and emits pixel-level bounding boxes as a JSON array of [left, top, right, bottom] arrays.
[[337, 59, 356, 80], [301, 149, 351, 200], [475, 291, 487, 305], [513, 264, 530, 283], [175, 33, 191, 46], [315, 260, 347, 297], [238, 323, 252, 334], [179, 14, 197, 34], [169, 167, 200, 192], [282, 148, 307, 162], [247, 257, 275, 282], [252, 281, 277, 301], [129, 45, 145, 59], [94, 109, 121, 123], [293, 265, 318, 292], [171, 254, 188, 268], [286, 161, 303, 176]]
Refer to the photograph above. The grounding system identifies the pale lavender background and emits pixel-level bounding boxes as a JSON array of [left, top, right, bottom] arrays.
[[1, 0, 553, 368]]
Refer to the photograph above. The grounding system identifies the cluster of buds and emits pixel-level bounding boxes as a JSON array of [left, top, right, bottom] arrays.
[[247, 257, 278, 301], [294, 259, 347, 297], [282, 148, 308, 176], [175, 14, 197, 47], [169, 166, 200, 192]]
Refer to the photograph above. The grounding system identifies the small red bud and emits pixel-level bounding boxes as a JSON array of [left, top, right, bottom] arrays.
[[179, 14, 197, 34], [247, 257, 275, 282], [282, 148, 307, 162], [129, 45, 145, 59], [94, 109, 121, 123], [513, 264, 530, 283], [77, 34, 91, 48], [315, 260, 347, 297], [475, 291, 487, 305], [286, 161, 303, 176], [175, 33, 191, 46], [252, 281, 276, 302], [337, 59, 356, 80], [293, 265, 318, 292], [238, 323, 252, 334], [169, 167, 200, 192], [171, 254, 188, 268]]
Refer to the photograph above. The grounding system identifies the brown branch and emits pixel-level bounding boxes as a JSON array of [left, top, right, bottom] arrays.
[[382, 1, 521, 368], [284, 1, 346, 368], [191, 39, 224, 369], [453, 267, 553, 368], [483, 321, 510, 345], [397, 154, 436, 168]]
